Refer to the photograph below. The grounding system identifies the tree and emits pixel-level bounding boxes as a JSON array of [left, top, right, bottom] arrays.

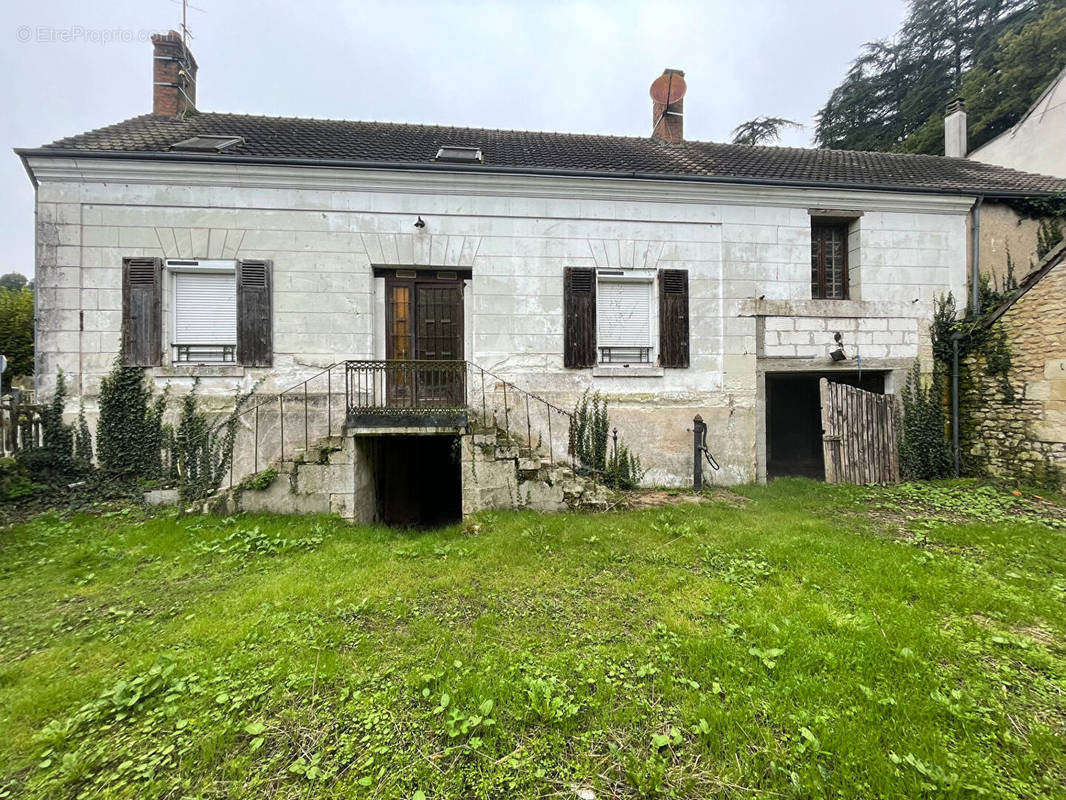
[[730, 117, 802, 146], [897, 1, 1066, 153], [0, 286, 34, 389], [814, 0, 1054, 153], [0, 273, 27, 291]]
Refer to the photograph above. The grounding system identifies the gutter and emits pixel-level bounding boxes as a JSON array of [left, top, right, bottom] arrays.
[[16, 151, 38, 189], [953, 194, 985, 476], [951, 331, 963, 477], [13, 147, 1061, 199], [970, 196, 983, 312]]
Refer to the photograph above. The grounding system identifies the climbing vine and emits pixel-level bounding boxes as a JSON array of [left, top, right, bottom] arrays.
[[74, 401, 93, 470], [97, 360, 167, 478], [1003, 192, 1066, 221], [173, 379, 256, 502], [8, 360, 258, 507], [898, 361, 952, 481], [572, 390, 643, 490], [1036, 217, 1064, 260]]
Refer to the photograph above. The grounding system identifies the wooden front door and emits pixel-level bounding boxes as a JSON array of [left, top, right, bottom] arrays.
[[385, 276, 464, 407], [819, 378, 899, 484]]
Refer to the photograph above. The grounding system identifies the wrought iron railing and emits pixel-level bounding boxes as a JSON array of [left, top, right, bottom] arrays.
[[225, 359, 577, 490], [0, 390, 43, 456], [172, 343, 237, 364], [346, 359, 467, 414], [599, 346, 652, 364]]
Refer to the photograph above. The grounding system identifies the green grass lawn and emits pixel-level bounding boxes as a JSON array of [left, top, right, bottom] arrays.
[[1, 480, 1064, 799]]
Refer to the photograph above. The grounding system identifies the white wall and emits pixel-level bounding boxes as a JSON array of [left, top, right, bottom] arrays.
[[969, 70, 1066, 179], [28, 158, 972, 484]]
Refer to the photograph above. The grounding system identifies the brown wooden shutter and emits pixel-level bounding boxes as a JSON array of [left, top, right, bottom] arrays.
[[237, 259, 273, 366], [658, 269, 689, 368], [122, 257, 162, 366], [563, 267, 596, 368]]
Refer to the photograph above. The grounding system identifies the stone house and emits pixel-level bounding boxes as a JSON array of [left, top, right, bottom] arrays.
[[960, 241, 1066, 489], [15, 32, 1066, 523]]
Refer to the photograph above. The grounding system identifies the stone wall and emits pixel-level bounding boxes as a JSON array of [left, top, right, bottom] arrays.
[[961, 253, 1066, 489], [27, 157, 972, 485], [978, 202, 1045, 293]]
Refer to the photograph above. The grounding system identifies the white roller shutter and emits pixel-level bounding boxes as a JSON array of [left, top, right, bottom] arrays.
[[173, 271, 237, 345], [598, 280, 650, 347]]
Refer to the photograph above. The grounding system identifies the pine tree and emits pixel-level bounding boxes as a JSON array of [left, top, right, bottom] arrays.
[[815, 0, 1057, 154]]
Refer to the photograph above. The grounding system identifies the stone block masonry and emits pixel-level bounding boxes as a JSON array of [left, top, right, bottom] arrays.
[[961, 252, 1066, 489], [28, 159, 971, 486]]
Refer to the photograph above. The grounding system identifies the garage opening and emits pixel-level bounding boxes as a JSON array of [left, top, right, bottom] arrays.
[[377, 435, 462, 528], [766, 372, 885, 479]]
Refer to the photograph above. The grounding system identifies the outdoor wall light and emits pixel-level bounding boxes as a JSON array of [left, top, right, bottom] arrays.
[[414, 216, 426, 229], [829, 331, 847, 362]]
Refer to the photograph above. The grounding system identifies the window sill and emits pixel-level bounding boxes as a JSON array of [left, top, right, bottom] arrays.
[[153, 365, 247, 378], [592, 365, 664, 378]]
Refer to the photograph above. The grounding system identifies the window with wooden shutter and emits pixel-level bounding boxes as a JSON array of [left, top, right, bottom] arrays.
[[598, 277, 652, 364], [171, 270, 237, 364], [811, 223, 848, 299], [237, 259, 273, 367], [563, 267, 596, 368], [122, 257, 162, 366], [658, 269, 689, 368]]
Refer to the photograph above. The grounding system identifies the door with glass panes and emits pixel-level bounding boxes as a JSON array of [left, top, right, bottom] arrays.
[[384, 274, 464, 408]]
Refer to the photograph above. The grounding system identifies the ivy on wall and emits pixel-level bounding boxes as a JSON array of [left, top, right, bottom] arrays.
[[173, 379, 254, 502], [8, 361, 255, 508], [572, 390, 643, 490], [97, 360, 167, 478], [899, 361, 953, 480], [929, 260, 1062, 490]]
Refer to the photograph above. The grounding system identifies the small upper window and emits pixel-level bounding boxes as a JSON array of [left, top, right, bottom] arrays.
[[434, 145, 483, 163], [170, 135, 245, 153], [811, 223, 848, 300]]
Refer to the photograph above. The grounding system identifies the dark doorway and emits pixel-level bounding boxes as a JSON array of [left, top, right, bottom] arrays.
[[766, 372, 885, 479], [378, 435, 462, 528]]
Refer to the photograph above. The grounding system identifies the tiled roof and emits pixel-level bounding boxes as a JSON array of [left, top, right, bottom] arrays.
[[25, 112, 1066, 196]]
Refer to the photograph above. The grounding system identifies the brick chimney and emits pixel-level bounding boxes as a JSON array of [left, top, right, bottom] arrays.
[[944, 97, 967, 157], [651, 68, 685, 144], [152, 30, 197, 117]]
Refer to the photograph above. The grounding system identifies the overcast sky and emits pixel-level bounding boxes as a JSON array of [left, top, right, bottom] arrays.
[[0, 0, 907, 279]]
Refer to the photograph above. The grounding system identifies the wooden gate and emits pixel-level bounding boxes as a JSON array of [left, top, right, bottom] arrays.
[[819, 378, 899, 485]]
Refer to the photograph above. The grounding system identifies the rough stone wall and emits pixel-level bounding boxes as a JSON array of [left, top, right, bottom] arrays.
[[961, 258, 1066, 488], [978, 202, 1045, 292]]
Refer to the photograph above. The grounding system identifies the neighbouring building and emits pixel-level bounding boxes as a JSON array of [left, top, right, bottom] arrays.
[[960, 241, 1066, 489], [968, 66, 1066, 180], [943, 74, 1066, 294], [15, 32, 1066, 524]]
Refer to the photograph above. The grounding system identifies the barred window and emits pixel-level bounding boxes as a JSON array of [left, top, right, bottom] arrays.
[[811, 223, 848, 300]]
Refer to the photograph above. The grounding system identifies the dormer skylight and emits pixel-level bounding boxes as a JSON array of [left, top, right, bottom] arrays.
[[169, 135, 245, 153], [434, 145, 483, 164]]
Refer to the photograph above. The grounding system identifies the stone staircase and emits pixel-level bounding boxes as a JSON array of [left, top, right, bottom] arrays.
[[213, 421, 612, 523], [462, 424, 612, 515]]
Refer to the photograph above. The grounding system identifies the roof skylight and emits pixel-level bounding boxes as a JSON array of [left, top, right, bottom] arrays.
[[169, 135, 245, 153], [434, 145, 483, 164]]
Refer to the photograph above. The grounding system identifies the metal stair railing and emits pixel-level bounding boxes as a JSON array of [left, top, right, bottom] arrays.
[[226, 359, 579, 489], [228, 362, 346, 486], [462, 361, 574, 471]]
